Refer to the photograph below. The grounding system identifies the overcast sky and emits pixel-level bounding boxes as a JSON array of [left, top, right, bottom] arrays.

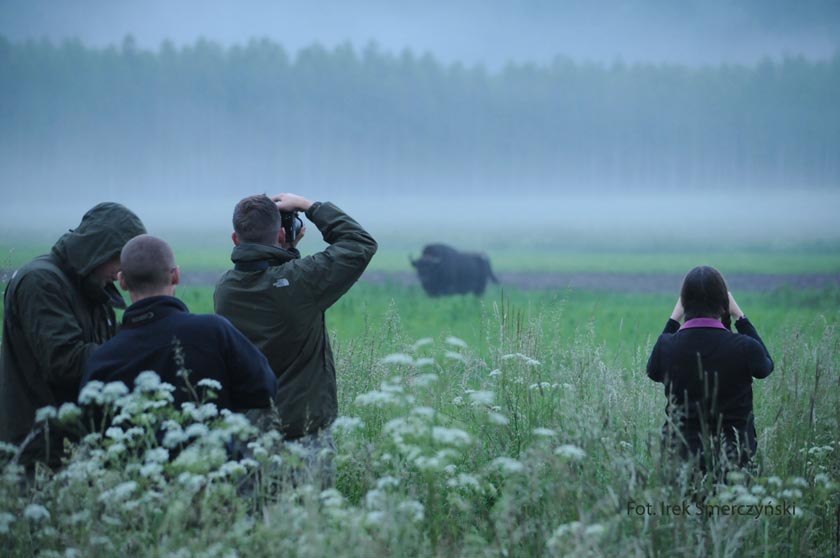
[[1, 0, 838, 67]]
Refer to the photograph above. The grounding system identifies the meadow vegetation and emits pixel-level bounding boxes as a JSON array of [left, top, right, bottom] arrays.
[[4, 238, 840, 275], [0, 239, 838, 557]]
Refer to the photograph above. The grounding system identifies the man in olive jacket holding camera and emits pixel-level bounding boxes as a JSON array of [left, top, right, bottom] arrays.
[[214, 193, 376, 485]]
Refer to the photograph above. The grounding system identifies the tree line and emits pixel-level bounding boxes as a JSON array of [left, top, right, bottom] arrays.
[[1, 36, 838, 199]]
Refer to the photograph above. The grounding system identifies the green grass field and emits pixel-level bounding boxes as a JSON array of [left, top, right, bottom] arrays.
[[5, 244, 840, 275], [1, 236, 839, 557]]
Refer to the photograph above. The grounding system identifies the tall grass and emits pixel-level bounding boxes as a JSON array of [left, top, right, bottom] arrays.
[[1, 286, 838, 557]]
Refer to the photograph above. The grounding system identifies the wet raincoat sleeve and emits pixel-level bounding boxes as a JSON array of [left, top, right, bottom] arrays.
[[13, 272, 99, 390], [296, 202, 378, 311]]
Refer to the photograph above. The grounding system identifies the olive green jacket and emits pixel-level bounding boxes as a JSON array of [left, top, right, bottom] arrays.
[[214, 202, 377, 439], [0, 203, 145, 466]]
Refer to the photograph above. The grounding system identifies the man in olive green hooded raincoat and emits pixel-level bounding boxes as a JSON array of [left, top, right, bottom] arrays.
[[0, 202, 146, 469]]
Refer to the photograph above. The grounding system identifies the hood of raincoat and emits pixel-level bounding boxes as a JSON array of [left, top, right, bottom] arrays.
[[51, 202, 146, 277]]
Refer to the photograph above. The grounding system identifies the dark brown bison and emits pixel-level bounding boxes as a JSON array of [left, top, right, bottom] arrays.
[[410, 244, 499, 296]]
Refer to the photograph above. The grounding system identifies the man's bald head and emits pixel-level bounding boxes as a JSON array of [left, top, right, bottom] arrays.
[[120, 234, 177, 297]]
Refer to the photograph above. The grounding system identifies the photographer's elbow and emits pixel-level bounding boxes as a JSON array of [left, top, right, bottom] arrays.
[[754, 358, 774, 379]]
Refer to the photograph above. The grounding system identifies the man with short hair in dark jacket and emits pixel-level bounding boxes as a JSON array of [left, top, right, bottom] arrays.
[[214, 193, 377, 486], [1, 202, 146, 469], [81, 235, 276, 414]]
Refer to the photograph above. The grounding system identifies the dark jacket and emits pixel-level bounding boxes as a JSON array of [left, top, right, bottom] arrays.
[[646, 317, 774, 465], [81, 296, 276, 411], [214, 202, 377, 439], [0, 203, 146, 466]]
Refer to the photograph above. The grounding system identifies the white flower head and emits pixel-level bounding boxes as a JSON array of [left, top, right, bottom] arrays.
[[734, 493, 760, 506], [411, 337, 434, 351], [467, 390, 494, 406], [411, 406, 436, 419], [445, 336, 468, 348], [101, 382, 129, 403], [0, 512, 15, 534], [355, 390, 397, 408], [320, 488, 344, 508], [57, 402, 82, 423], [490, 457, 525, 474], [365, 488, 386, 510], [184, 403, 218, 422], [78, 381, 105, 405], [381, 353, 414, 365], [185, 423, 210, 439], [502, 353, 541, 366], [98, 481, 138, 505], [134, 371, 162, 392], [196, 378, 223, 391], [398, 499, 425, 522], [105, 427, 125, 441], [364, 511, 385, 527], [726, 471, 746, 484], [23, 504, 50, 522], [533, 427, 557, 437], [145, 447, 170, 464], [162, 429, 189, 448], [216, 461, 247, 478], [376, 475, 400, 490], [35, 406, 57, 422], [488, 412, 509, 425], [447, 473, 482, 491], [414, 455, 443, 471], [555, 444, 586, 461], [140, 463, 163, 478], [432, 426, 472, 446], [177, 472, 206, 493], [814, 473, 830, 485], [412, 373, 439, 387], [332, 416, 365, 433], [107, 442, 126, 456]]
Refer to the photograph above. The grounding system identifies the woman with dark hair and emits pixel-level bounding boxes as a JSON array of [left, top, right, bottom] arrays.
[[647, 266, 774, 473]]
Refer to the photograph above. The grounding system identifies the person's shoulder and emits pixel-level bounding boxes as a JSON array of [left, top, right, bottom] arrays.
[[12, 256, 67, 285], [217, 263, 293, 287], [730, 330, 764, 350], [215, 268, 237, 284], [186, 313, 259, 348], [183, 312, 231, 330], [6, 259, 74, 303], [656, 330, 679, 343]]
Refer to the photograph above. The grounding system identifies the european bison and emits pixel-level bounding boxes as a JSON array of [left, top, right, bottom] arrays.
[[410, 244, 499, 296]]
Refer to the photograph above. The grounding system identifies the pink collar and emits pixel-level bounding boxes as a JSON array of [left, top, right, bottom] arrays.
[[680, 318, 728, 331]]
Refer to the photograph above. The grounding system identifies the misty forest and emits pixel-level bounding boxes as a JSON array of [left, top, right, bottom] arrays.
[[1, 36, 839, 201]]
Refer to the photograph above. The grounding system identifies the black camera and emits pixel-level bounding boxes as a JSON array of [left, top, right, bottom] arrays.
[[280, 211, 303, 244]]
